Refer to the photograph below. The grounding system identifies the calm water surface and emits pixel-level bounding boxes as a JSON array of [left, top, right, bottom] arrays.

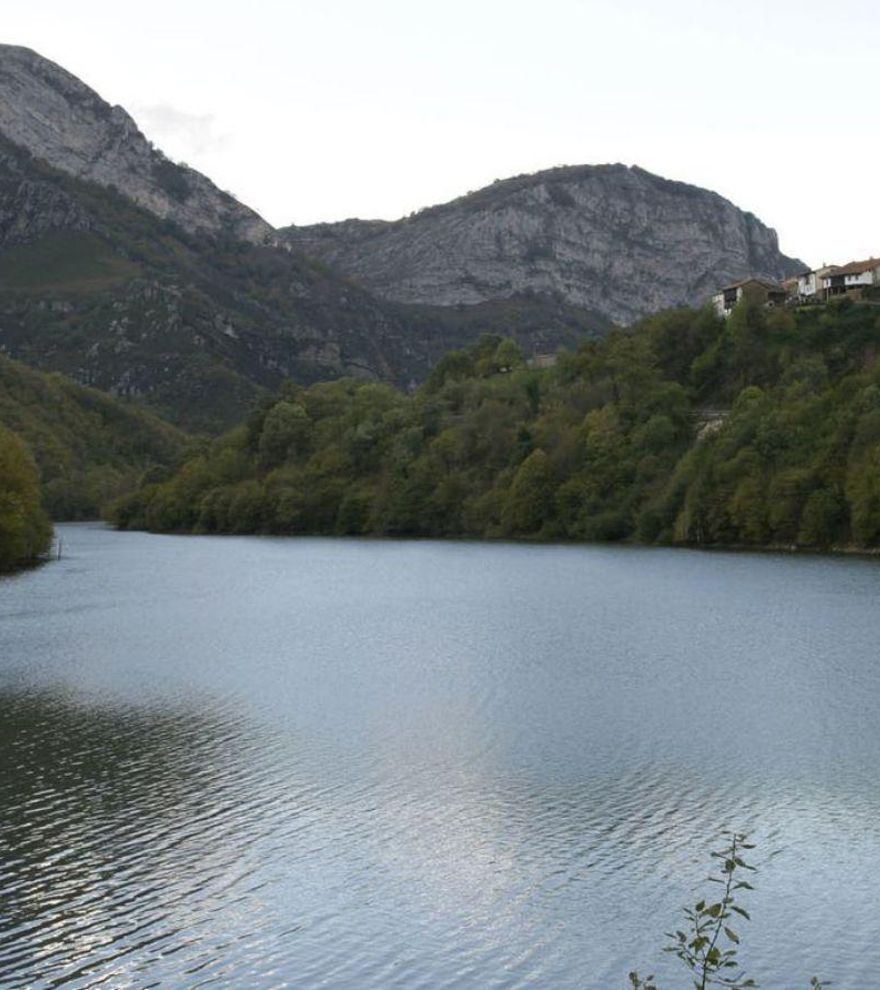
[[1, 524, 879, 988]]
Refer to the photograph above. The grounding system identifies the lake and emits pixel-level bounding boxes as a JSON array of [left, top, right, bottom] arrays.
[[1, 524, 878, 988]]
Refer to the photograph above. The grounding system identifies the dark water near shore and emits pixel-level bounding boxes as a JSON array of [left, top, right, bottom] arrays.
[[1, 524, 879, 988]]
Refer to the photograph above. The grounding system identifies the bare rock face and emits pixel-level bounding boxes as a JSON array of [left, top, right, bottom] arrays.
[[0, 45, 274, 245], [0, 172, 90, 249], [282, 165, 804, 325]]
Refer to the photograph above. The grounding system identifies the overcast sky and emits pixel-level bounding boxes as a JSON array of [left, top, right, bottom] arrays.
[[5, 0, 879, 266]]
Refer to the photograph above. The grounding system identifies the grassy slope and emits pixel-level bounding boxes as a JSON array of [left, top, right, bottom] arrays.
[[0, 134, 405, 430]]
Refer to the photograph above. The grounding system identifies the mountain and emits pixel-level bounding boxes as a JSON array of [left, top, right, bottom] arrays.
[[0, 46, 803, 431], [0, 45, 273, 244], [0, 352, 187, 520], [0, 48, 604, 430], [281, 165, 804, 325], [0, 130, 403, 430]]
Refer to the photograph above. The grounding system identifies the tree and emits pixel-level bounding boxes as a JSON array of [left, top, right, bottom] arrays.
[[493, 338, 525, 373], [500, 449, 555, 535], [0, 425, 52, 570], [258, 401, 311, 468]]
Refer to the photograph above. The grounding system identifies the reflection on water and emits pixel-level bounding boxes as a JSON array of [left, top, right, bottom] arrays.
[[1, 525, 879, 987], [0, 692, 299, 986]]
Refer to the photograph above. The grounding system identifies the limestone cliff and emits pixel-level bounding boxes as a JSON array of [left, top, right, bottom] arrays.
[[282, 165, 804, 325], [0, 45, 273, 245]]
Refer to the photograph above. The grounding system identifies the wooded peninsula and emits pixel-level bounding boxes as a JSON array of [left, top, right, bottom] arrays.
[[105, 298, 880, 552]]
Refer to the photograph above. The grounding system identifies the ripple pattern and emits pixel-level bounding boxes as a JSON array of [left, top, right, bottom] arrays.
[[0, 525, 879, 987]]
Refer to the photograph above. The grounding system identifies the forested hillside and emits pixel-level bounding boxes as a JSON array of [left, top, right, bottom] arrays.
[[109, 298, 880, 552], [0, 355, 187, 520], [0, 422, 51, 570]]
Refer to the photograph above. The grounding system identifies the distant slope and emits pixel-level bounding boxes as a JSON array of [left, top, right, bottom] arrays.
[[282, 164, 805, 325], [0, 55, 604, 429], [0, 44, 273, 244], [0, 132, 424, 430], [388, 295, 611, 371], [0, 353, 187, 520]]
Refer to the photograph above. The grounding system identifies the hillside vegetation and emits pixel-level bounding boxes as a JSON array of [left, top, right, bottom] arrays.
[[109, 298, 880, 552], [0, 422, 51, 570], [0, 354, 187, 520]]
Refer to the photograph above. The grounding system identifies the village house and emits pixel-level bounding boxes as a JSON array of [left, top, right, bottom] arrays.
[[821, 258, 880, 299], [782, 275, 800, 298], [712, 278, 788, 317], [712, 255, 879, 314], [797, 264, 838, 300]]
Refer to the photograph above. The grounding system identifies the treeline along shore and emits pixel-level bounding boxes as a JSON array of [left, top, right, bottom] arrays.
[[0, 422, 52, 571], [106, 297, 880, 553], [0, 354, 187, 572]]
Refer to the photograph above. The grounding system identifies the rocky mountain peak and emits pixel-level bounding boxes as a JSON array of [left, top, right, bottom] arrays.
[[282, 163, 804, 324], [0, 45, 274, 244]]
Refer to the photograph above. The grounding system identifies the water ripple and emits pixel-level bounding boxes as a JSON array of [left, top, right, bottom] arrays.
[[2, 527, 880, 987]]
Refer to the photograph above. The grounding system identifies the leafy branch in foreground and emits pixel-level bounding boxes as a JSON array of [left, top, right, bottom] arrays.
[[629, 832, 830, 989], [664, 831, 756, 988]]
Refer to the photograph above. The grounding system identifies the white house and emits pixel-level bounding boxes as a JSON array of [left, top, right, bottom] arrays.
[[821, 258, 880, 297], [797, 264, 838, 300]]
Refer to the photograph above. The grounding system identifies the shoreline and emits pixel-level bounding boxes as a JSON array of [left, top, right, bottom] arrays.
[[84, 519, 880, 562]]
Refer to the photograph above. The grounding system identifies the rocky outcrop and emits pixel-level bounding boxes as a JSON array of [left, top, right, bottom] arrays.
[[0, 45, 274, 245], [282, 165, 804, 325], [0, 175, 90, 249]]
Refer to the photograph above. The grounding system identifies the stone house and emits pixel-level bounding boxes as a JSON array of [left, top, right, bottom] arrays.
[[712, 278, 788, 317]]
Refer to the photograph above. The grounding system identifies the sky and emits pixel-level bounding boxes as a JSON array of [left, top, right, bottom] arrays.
[[4, 0, 879, 266]]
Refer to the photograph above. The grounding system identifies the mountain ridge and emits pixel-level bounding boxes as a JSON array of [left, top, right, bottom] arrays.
[[0, 129, 602, 429], [281, 163, 804, 324], [0, 43, 805, 426], [0, 44, 274, 245]]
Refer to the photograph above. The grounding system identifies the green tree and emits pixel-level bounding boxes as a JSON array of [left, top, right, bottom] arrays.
[[0, 425, 52, 570], [501, 449, 555, 535], [258, 401, 311, 468]]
